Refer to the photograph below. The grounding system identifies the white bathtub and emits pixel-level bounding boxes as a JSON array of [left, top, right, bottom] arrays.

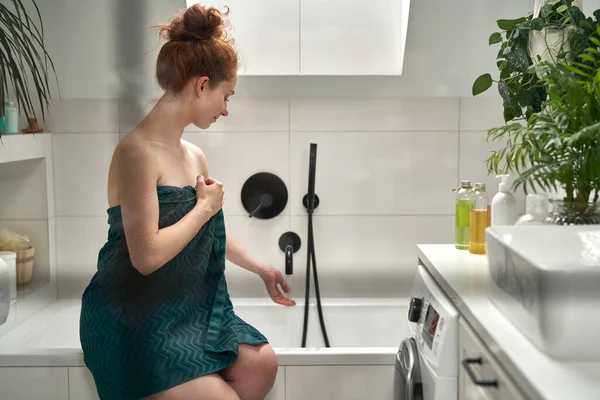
[[0, 298, 407, 400]]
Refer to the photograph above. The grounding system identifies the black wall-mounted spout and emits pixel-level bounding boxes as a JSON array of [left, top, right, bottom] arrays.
[[278, 232, 301, 275]]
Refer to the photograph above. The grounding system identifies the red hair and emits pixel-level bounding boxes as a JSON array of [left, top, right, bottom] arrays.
[[155, 4, 238, 93]]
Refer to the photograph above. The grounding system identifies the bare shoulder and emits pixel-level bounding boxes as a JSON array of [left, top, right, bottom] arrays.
[[115, 135, 157, 166], [182, 139, 209, 175]]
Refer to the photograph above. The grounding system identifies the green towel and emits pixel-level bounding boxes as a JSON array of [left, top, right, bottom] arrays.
[[80, 185, 268, 400]]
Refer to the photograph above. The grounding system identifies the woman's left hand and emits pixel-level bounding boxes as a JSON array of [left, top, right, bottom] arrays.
[[260, 267, 296, 307]]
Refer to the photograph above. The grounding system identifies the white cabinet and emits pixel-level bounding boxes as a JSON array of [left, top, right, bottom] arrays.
[[0, 367, 69, 400], [285, 365, 395, 400], [458, 317, 526, 400], [300, 0, 409, 75], [224, 0, 300, 75], [68, 365, 285, 400], [186, 0, 408, 76]]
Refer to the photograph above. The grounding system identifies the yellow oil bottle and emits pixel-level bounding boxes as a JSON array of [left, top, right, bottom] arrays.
[[469, 183, 489, 255]]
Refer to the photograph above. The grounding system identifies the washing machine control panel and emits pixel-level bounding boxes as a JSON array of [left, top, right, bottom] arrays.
[[406, 265, 459, 378], [421, 303, 440, 351]]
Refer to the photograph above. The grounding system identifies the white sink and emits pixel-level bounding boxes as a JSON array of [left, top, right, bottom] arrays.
[[486, 225, 600, 360]]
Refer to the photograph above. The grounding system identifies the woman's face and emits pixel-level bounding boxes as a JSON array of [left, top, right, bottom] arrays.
[[191, 75, 236, 129]]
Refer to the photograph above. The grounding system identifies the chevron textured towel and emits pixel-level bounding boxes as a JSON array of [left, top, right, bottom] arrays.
[[80, 185, 268, 400]]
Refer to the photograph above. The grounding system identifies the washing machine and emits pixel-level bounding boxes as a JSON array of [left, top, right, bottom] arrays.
[[394, 264, 459, 400]]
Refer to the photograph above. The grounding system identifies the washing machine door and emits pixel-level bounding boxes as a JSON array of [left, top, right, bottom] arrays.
[[393, 337, 423, 400]]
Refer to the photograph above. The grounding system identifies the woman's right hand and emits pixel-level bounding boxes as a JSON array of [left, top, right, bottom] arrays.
[[195, 175, 225, 216]]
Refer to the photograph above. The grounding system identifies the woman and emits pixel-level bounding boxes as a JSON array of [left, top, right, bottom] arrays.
[[79, 4, 295, 400]]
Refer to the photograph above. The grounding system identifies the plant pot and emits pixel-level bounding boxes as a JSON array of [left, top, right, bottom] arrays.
[[528, 26, 578, 74], [528, 0, 582, 75], [545, 199, 600, 225], [21, 117, 44, 134]]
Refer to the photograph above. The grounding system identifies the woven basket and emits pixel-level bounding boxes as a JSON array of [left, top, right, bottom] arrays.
[[16, 246, 35, 288]]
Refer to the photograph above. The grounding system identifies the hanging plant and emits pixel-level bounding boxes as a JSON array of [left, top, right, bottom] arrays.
[[0, 0, 60, 135], [472, 0, 594, 123]]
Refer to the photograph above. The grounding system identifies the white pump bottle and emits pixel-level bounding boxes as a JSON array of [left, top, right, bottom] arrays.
[[491, 174, 517, 226]]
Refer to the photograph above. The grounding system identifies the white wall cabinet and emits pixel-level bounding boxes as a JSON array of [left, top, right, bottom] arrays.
[[458, 317, 526, 400], [187, 0, 408, 76], [223, 0, 300, 75], [300, 0, 408, 75]]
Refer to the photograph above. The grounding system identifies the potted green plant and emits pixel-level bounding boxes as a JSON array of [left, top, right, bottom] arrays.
[[484, 23, 600, 225], [0, 0, 59, 136], [472, 0, 592, 123]]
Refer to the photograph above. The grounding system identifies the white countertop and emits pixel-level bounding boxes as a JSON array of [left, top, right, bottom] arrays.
[[417, 244, 600, 400]]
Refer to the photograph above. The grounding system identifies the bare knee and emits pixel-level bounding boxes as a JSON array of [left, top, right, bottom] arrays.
[[143, 373, 240, 400], [259, 345, 278, 385], [222, 344, 279, 398]]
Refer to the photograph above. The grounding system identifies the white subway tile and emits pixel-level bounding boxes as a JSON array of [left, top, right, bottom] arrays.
[[53, 133, 119, 217], [289, 215, 454, 298], [290, 98, 458, 131], [184, 132, 290, 216], [290, 131, 458, 215]]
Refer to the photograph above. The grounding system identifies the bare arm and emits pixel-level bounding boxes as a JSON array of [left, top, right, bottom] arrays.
[[225, 232, 268, 277], [117, 142, 212, 276]]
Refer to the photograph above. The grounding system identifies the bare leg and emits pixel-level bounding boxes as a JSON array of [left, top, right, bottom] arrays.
[[143, 373, 240, 400], [219, 344, 279, 400]]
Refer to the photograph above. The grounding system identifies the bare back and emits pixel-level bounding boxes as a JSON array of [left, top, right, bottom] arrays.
[[107, 130, 209, 209]]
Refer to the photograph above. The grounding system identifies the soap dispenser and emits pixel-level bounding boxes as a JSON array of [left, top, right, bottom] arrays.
[[516, 194, 549, 225], [491, 175, 517, 226]]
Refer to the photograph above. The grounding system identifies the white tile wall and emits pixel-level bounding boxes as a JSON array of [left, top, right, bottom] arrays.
[[290, 215, 454, 297], [56, 217, 108, 299], [45, 100, 120, 134], [0, 158, 48, 220], [290, 98, 459, 131], [290, 131, 458, 215], [224, 215, 291, 298], [53, 133, 119, 217], [184, 131, 290, 217], [49, 96, 509, 299]]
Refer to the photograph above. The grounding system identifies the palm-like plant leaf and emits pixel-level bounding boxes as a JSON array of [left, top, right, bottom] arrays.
[[487, 24, 600, 204], [0, 0, 59, 134]]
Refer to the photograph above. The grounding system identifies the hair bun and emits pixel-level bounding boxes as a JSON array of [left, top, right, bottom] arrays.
[[161, 4, 227, 42]]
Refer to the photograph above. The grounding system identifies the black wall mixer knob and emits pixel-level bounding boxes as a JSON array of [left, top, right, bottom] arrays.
[[408, 297, 423, 323], [241, 172, 288, 219]]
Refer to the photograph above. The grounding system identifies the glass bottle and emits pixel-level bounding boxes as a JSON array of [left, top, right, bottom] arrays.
[[455, 180, 473, 250], [469, 183, 489, 255]]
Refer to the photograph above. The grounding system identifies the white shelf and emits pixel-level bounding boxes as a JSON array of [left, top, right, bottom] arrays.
[[0, 133, 52, 164]]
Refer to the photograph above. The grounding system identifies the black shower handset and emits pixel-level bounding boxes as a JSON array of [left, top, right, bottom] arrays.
[[301, 142, 330, 348]]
